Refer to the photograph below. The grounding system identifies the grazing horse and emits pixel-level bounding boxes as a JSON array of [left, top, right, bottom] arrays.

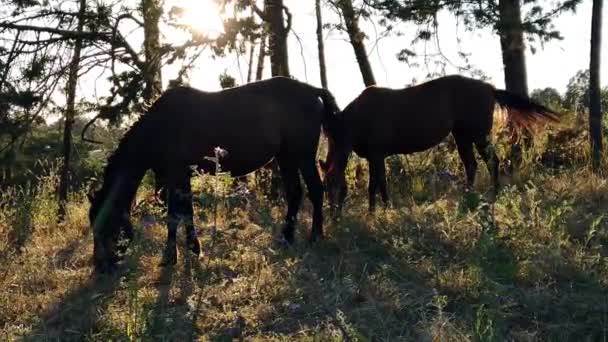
[[88, 77, 340, 273], [320, 75, 559, 213]]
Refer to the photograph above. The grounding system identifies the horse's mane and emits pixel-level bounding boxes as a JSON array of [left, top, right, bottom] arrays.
[[91, 94, 166, 208], [102, 115, 146, 181]]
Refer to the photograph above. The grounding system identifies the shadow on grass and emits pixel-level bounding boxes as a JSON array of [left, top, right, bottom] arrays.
[[22, 265, 132, 341], [437, 200, 608, 341], [254, 193, 608, 340], [19, 226, 147, 341], [140, 256, 206, 340], [250, 213, 438, 340]]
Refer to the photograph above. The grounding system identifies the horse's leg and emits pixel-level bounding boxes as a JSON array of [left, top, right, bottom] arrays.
[[277, 157, 303, 244], [116, 215, 134, 255], [454, 135, 478, 190], [376, 157, 389, 208], [154, 170, 168, 204], [367, 159, 378, 212], [300, 157, 324, 243], [368, 156, 387, 212], [179, 177, 201, 256], [474, 136, 500, 197], [160, 184, 180, 266]]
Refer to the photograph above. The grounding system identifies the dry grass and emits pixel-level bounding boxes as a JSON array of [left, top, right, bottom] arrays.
[[1, 124, 608, 341]]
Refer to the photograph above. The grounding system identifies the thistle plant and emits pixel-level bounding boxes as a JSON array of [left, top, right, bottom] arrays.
[[202, 146, 229, 243]]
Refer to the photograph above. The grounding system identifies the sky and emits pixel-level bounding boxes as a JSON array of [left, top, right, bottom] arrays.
[[150, 0, 608, 109], [74, 0, 608, 112]]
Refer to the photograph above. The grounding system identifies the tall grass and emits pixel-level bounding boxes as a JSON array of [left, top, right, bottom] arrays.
[[1, 118, 608, 340]]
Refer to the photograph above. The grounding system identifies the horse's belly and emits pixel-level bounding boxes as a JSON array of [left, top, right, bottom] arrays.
[[393, 133, 448, 154], [192, 141, 278, 177], [354, 126, 450, 158], [220, 154, 275, 177]]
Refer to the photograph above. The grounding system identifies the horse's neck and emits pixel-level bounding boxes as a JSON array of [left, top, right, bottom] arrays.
[[101, 164, 147, 213]]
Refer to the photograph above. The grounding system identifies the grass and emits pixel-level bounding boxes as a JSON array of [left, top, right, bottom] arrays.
[[1, 123, 608, 341]]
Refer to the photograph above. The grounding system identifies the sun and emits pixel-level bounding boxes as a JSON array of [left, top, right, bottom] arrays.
[[174, 0, 224, 39]]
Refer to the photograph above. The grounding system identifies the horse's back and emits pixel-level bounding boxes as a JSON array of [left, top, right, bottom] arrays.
[[137, 78, 325, 175], [344, 75, 496, 157]]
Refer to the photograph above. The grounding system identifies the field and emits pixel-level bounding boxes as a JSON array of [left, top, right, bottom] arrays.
[[1, 124, 608, 341]]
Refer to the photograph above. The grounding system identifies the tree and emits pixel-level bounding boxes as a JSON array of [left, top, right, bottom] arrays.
[[368, 0, 582, 91], [498, 0, 527, 96], [255, 35, 267, 80], [142, 0, 163, 102], [589, 0, 604, 169], [331, 0, 376, 86], [250, 0, 291, 77], [316, 0, 328, 88], [58, 0, 87, 220], [563, 70, 608, 116], [0, 0, 83, 172], [530, 87, 563, 110]]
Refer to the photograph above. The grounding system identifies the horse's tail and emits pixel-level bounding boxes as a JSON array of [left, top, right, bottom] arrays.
[[493, 89, 560, 134], [316, 88, 341, 139]]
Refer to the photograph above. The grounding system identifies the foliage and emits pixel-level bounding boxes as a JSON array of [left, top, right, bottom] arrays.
[[563, 69, 608, 115], [367, 0, 582, 41], [366, 0, 582, 78], [219, 70, 238, 89], [530, 87, 563, 110], [0, 114, 122, 187]]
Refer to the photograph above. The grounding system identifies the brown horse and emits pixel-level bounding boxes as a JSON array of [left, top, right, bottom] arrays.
[[88, 77, 340, 273], [320, 75, 559, 213]]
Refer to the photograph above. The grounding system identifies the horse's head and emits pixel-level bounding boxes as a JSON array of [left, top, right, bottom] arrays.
[[319, 140, 349, 216], [88, 184, 133, 274]]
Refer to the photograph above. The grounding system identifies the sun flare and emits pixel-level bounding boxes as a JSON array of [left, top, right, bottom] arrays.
[[176, 0, 224, 39]]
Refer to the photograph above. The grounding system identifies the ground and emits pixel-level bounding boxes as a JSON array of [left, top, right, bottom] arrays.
[[1, 125, 608, 341]]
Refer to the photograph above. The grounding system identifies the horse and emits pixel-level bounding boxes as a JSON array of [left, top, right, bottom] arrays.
[[319, 75, 559, 213], [88, 77, 340, 273]]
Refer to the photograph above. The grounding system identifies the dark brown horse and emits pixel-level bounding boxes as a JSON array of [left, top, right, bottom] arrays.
[[88, 77, 339, 273], [320, 75, 559, 213]]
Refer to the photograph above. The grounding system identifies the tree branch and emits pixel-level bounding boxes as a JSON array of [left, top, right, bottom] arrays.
[[282, 5, 292, 33], [0, 21, 145, 71], [249, 0, 268, 21]]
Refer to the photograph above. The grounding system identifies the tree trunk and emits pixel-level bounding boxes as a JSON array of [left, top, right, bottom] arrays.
[[498, 0, 529, 174], [589, 0, 604, 169], [142, 0, 162, 102], [265, 0, 290, 77], [337, 0, 375, 87], [316, 0, 328, 88], [498, 0, 528, 96], [255, 35, 266, 81], [247, 41, 255, 83], [58, 0, 86, 221]]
